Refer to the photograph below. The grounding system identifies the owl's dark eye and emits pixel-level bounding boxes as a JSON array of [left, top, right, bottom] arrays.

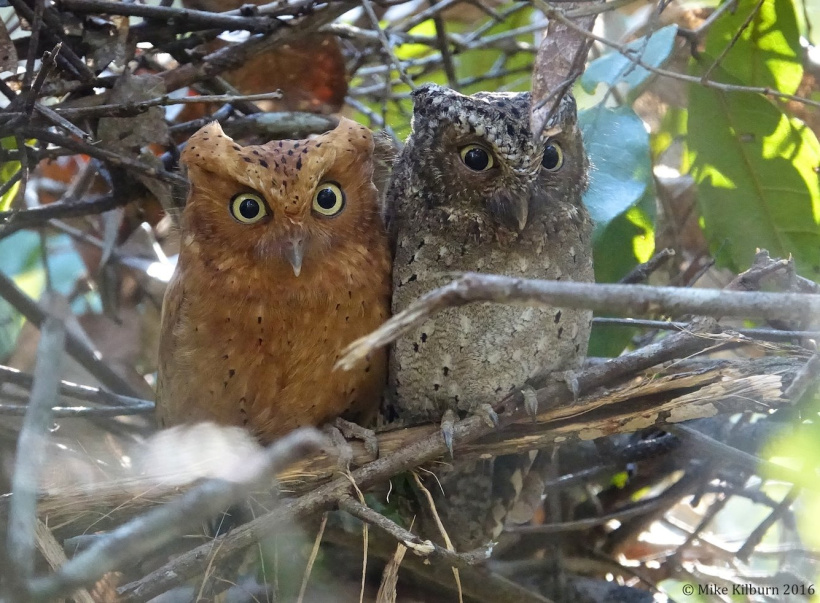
[[230, 193, 268, 224], [459, 145, 494, 172], [312, 182, 345, 217], [542, 143, 564, 171]]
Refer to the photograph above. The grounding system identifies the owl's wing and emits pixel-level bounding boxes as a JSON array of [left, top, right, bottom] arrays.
[[155, 267, 186, 426]]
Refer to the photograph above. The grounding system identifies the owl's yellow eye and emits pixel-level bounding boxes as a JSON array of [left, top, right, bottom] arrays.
[[230, 193, 268, 224], [312, 183, 345, 217], [542, 143, 563, 171], [459, 144, 494, 172]]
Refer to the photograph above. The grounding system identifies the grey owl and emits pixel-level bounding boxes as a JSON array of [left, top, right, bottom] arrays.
[[385, 84, 594, 549]]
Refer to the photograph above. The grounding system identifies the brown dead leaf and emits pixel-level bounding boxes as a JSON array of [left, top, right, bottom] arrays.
[[531, 1, 604, 141], [175, 34, 347, 128], [83, 14, 130, 72], [98, 69, 169, 153]]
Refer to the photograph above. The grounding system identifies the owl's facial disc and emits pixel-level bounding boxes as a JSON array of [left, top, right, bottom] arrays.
[[455, 143, 528, 231]]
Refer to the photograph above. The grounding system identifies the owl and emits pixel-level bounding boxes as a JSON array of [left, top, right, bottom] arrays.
[[156, 118, 391, 443], [386, 84, 594, 549]]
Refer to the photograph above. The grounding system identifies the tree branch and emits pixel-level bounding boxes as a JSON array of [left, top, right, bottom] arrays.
[[338, 274, 820, 370]]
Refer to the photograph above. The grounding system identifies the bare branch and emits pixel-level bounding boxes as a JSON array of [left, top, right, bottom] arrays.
[[6, 318, 65, 582], [58, 0, 282, 33], [337, 274, 820, 370]]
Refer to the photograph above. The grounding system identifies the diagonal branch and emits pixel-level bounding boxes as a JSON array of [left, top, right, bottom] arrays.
[[337, 274, 820, 370]]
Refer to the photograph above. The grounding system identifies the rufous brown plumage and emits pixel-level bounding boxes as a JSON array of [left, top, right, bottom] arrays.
[[156, 118, 391, 442]]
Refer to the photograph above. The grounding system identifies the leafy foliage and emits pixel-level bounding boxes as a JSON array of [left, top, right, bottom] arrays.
[[581, 25, 678, 101], [704, 0, 803, 95], [688, 72, 820, 277]]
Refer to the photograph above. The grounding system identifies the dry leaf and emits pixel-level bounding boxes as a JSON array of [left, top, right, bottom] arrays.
[[98, 69, 169, 152], [531, 1, 603, 141]]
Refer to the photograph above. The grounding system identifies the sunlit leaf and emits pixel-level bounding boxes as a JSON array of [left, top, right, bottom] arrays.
[[589, 193, 656, 357], [0, 232, 41, 360], [580, 104, 653, 239], [580, 25, 678, 99], [0, 136, 20, 211], [688, 64, 820, 279], [704, 0, 802, 94], [395, 20, 437, 60]]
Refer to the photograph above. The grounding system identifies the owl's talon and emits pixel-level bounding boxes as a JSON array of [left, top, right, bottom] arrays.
[[521, 386, 538, 421], [441, 409, 457, 458], [561, 369, 582, 400], [333, 417, 379, 459], [477, 403, 499, 429]]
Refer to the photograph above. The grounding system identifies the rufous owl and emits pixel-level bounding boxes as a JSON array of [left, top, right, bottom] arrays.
[[385, 84, 594, 549], [156, 118, 391, 443]]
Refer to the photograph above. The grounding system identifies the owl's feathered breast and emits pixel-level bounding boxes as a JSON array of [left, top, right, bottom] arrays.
[[157, 118, 392, 441], [387, 85, 594, 423]]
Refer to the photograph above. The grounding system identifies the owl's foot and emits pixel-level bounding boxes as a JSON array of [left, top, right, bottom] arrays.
[[323, 423, 354, 471], [476, 403, 500, 429], [559, 369, 582, 400], [333, 417, 379, 459], [441, 409, 457, 458], [521, 385, 539, 421], [440, 404, 499, 458]]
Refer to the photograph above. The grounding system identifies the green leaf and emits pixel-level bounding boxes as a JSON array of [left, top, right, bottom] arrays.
[[580, 25, 678, 99], [589, 195, 656, 357], [0, 136, 20, 211], [687, 65, 820, 279], [580, 104, 653, 239], [0, 232, 42, 361], [704, 0, 802, 94]]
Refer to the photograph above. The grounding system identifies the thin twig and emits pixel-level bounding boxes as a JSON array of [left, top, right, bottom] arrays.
[[619, 248, 675, 284], [49, 91, 284, 121], [0, 271, 143, 396], [19, 128, 186, 186], [296, 513, 328, 603], [592, 317, 820, 342], [701, 0, 764, 82], [0, 365, 153, 413], [0, 194, 138, 229], [362, 0, 416, 90], [735, 485, 801, 562], [533, 0, 820, 110], [339, 496, 490, 570], [58, 0, 282, 33]]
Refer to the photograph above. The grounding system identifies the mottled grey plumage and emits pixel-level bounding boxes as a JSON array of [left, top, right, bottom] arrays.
[[385, 84, 594, 549]]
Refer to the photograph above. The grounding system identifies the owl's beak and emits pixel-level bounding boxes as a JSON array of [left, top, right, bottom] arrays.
[[285, 237, 304, 277], [513, 200, 528, 231], [488, 192, 529, 232]]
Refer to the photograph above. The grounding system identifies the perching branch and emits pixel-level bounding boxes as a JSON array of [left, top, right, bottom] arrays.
[[337, 274, 820, 370]]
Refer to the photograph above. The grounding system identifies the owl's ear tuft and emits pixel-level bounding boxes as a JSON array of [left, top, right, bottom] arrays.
[[181, 121, 238, 170], [330, 117, 374, 156]]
